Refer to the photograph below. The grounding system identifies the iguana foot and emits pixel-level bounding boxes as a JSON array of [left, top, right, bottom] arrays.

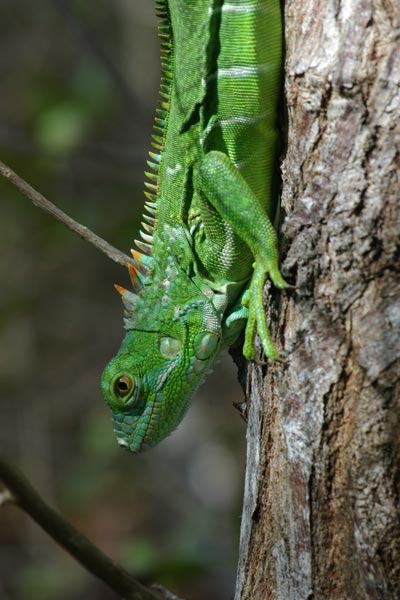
[[242, 262, 289, 361]]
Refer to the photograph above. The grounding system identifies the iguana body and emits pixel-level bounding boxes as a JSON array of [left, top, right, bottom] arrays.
[[101, 0, 287, 452]]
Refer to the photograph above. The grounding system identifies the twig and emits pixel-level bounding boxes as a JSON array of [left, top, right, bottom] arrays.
[[0, 458, 173, 600], [151, 585, 185, 600], [0, 159, 135, 269]]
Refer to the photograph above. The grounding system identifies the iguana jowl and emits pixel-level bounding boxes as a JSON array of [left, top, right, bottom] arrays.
[[101, 0, 287, 452]]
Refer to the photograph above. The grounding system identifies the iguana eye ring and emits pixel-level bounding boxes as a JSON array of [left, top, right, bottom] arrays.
[[114, 375, 133, 398]]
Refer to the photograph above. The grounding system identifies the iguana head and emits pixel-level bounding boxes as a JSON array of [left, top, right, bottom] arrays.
[[101, 309, 220, 453], [101, 221, 223, 452]]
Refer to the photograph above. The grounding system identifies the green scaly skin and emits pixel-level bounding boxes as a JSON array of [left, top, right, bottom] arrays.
[[101, 0, 288, 453]]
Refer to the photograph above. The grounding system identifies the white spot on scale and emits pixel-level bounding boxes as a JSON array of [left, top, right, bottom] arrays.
[[167, 163, 182, 176]]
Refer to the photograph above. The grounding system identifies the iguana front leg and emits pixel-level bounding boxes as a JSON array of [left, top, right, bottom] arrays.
[[196, 150, 288, 361]]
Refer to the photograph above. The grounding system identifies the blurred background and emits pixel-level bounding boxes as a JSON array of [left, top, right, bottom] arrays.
[[0, 2, 246, 599]]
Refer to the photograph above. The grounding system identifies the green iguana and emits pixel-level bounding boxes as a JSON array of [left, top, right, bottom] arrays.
[[101, 0, 287, 452]]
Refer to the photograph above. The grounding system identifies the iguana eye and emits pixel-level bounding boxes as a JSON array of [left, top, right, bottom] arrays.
[[114, 375, 133, 398]]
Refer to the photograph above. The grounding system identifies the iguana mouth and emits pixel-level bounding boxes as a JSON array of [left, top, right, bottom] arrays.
[[111, 415, 135, 450], [117, 438, 129, 450]]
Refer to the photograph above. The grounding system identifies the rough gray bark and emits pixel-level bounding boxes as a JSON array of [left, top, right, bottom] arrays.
[[235, 0, 400, 598]]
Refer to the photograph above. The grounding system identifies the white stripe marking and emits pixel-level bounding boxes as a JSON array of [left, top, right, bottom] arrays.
[[208, 64, 272, 81], [219, 112, 271, 126], [222, 3, 259, 13], [209, 3, 268, 15]]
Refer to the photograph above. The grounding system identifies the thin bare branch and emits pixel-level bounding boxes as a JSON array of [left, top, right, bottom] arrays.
[[0, 458, 176, 600], [0, 159, 135, 269]]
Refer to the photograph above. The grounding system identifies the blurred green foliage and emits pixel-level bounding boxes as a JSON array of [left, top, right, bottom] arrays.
[[0, 2, 246, 599]]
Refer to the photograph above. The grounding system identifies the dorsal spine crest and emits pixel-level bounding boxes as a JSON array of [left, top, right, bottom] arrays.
[[138, 0, 174, 264]]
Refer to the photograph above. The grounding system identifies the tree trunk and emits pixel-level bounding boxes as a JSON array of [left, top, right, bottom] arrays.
[[235, 1, 400, 598]]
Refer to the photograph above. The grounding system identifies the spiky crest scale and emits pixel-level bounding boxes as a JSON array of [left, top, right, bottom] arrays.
[[130, 250, 151, 277], [143, 214, 156, 226], [134, 240, 152, 255], [144, 198, 157, 211], [127, 264, 140, 291], [114, 284, 128, 296]]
